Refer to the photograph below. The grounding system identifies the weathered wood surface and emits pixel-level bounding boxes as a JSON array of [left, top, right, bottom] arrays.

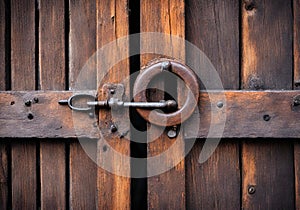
[[0, 0, 6, 91], [69, 0, 97, 209], [2, 91, 300, 139], [241, 0, 294, 209], [11, 0, 37, 208], [96, 0, 131, 209], [185, 1, 240, 209], [295, 142, 300, 209], [0, 91, 99, 138], [295, 0, 300, 89], [185, 91, 300, 138], [294, 1, 300, 208], [141, 0, 186, 209], [39, 0, 66, 208], [0, 0, 8, 209]]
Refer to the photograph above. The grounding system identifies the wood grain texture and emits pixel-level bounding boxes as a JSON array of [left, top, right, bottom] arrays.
[[295, 0, 300, 88], [241, 0, 293, 90], [295, 1, 300, 209], [11, 140, 36, 209], [295, 142, 300, 209], [69, 0, 97, 208], [186, 141, 239, 209], [185, 91, 300, 138], [0, 142, 8, 210], [3, 91, 300, 138], [242, 141, 294, 209], [96, 0, 131, 209], [0, 91, 99, 136], [69, 140, 97, 209], [241, 0, 294, 209], [11, 0, 35, 90], [40, 140, 65, 209], [186, 0, 239, 90], [185, 1, 240, 209], [0, 0, 8, 208], [10, 0, 37, 208], [39, 0, 65, 90], [0, 0, 5, 90], [38, 1, 66, 208], [141, 0, 186, 209]]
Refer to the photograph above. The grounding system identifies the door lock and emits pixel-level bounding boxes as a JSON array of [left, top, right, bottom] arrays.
[[58, 93, 177, 112], [58, 59, 199, 126]]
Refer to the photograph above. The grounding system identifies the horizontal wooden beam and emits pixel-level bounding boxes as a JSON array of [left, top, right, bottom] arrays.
[[0, 91, 99, 139], [184, 91, 300, 138], [0, 90, 300, 139]]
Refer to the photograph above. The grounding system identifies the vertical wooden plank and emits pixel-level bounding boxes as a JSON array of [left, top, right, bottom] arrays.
[[294, 0, 300, 89], [295, 142, 300, 209], [96, 0, 130, 209], [294, 0, 300, 208], [141, 0, 186, 209], [241, 0, 294, 209], [39, 0, 65, 90], [0, 142, 8, 210], [0, 0, 5, 91], [96, 0, 131, 209], [186, 0, 240, 90], [69, 0, 97, 209], [0, 0, 8, 209], [185, 1, 240, 209], [11, 0, 35, 91], [11, 0, 37, 209], [39, 140, 65, 209], [39, 0, 66, 209]]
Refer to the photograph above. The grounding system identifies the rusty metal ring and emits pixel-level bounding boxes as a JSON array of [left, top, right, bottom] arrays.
[[133, 60, 199, 126]]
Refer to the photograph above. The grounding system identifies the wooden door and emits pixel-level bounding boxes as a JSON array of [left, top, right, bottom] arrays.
[[0, 0, 299, 209]]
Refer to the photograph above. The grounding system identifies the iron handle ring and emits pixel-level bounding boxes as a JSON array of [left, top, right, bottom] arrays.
[[133, 60, 199, 126]]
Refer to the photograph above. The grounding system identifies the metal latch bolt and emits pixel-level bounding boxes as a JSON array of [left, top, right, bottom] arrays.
[[58, 94, 177, 112]]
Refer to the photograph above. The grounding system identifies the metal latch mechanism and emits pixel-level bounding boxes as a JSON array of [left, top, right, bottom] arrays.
[[58, 82, 177, 112], [58, 60, 200, 126]]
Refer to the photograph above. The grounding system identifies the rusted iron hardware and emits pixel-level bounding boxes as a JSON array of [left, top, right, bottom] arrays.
[[133, 60, 199, 126], [58, 84, 177, 112]]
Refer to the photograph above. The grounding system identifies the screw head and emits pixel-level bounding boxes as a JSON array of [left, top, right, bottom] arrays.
[[161, 61, 171, 71], [33, 97, 39, 103], [110, 124, 118, 133], [263, 114, 271, 121], [217, 101, 223, 108], [293, 95, 300, 106], [27, 113, 34, 120], [25, 100, 31, 107], [167, 130, 177, 138], [88, 112, 94, 118], [248, 185, 256, 194], [167, 126, 177, 139], [110, 89, 115, 94]]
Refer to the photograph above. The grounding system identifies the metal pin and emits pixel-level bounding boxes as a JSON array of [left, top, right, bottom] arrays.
[[161, 61, 171, 71], [248, 186, 256, 194], [217, 101, 223, 108], [167, 126, 178, 139], [58, 100, 68, 105], [110, 124, 118, 133]]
